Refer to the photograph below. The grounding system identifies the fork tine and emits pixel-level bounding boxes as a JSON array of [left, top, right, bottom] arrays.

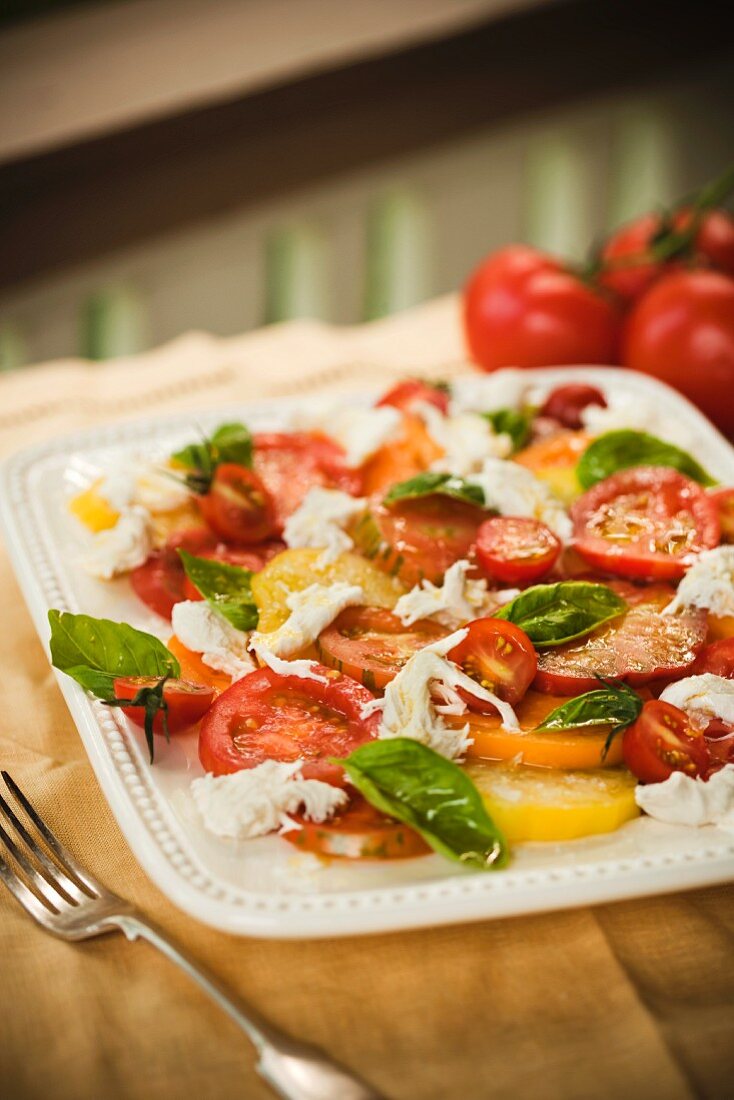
[[0, 787, 90, 904], [0, 818, 68, 910], [1, 772, 103, 897], [0, 848, 56, 926]]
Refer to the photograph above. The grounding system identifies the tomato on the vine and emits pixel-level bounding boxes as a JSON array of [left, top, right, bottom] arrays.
[[113, 676, 214, 735]]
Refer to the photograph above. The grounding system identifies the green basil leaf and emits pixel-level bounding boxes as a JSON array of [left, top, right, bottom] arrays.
[[172, 421, 253, 489], [577, 430, 715, 489], [48, 610, 179, 698], [178, 550, 259, 631], [336, 738, 508, 870], [495, 581, 627, 646], [384, 472, 486, 508], [536, 679, 642, 733], [483, 407, 535, 452]]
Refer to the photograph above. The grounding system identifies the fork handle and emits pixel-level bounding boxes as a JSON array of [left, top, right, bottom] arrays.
[[110, 913, 383, 1100]]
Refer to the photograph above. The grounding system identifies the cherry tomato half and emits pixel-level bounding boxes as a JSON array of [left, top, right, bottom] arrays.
[[198, 664, 378, 785], [376, 379, 449, 415], [540, 384, 607, 430], [197, 463, 277, 545], [113, 677, 214, 735], [622, 699, 710, 784], [282, 795, 430, 860], [572, 467, 720, 582], [316, 607, 448, 690], [692, 638, 734, 679], [353, 497, 484, 587], [475, 516, 561, 585], [463, 244, 620, 371], [253, 431, 361, 529], [534, 583, 707, 695], [448, 618, 537, 710]]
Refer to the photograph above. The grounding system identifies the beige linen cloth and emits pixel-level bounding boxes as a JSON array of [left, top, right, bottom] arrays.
[[0, 297, 732, 1100]]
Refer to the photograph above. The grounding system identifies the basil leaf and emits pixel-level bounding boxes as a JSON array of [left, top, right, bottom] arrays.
[[384, 472, 486, 508], [172, 421, 253, 490], [49, 610, 180, 698], [577, 430, 715, 489], [483, 407, 534, 452], [337, 738, 508, 870], [536, 679, 643, 760], [178, 550, 259, 631], [495, 581, 627, 646]]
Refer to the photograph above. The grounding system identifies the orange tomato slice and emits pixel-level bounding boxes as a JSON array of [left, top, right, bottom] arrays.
[[361, 413, 443, 496], [167, 635, 232, 694]]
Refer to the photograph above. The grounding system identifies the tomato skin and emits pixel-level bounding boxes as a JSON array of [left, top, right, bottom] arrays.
[[622, 270, 734, 437], [464, 244, 620, 371], [253, 432, 361, 529], [360, 414, 443, 497], [572, 467, 720, 582], [376, 379, 449, 415], [696, 208, 734, 276], [622, 700, 710, 784], [197, 463, 277, 545], [540, 384, 607, 430], [198, 664, 378, 785], [113, 677, 214, 735], [282, 795, 430, 860], [692, 638, 734, 679], [710, 488, 734, 542], [130, 548, 186, 620], [354, 497, 483, 587], [475, 516, 561, 584], [316, 607, 448, 689], [448, 617, 537, 709]]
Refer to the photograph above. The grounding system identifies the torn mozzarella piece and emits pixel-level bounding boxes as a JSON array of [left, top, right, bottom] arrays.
[[82, 506, 151, 579], [468, 457, 572, 540], [134, 464, 192, 512], [95, 471, 136, 512], [635, 764, 734, 831], [283, 487, 366, 565], [659, 674, 734, 731], [191, 760, 348, 839], [299, 404, 402, 467], [393, 559, 510, 628], [664, 547, 734, 619], [250, 582, 365, 660], [414, 402, 511, 475], [374, 628, 520, 760], [255, 648, 330, 684], [448, 370, 531, 415], [171, 600, 255, 681]]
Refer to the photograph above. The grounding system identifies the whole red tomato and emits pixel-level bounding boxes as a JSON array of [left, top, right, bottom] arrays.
[[599, 207, 734, 304], [622, 270, 734, 436], [464, 245, 620, 371]]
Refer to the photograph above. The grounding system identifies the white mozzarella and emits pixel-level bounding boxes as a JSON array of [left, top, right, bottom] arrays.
[[659, 674, 734, 730], [468, 457, 572, 540], [665, 547, 734, 619], [283, 487, 366, 565], [171, 600, 255, 681], [635, 764, 734, 831], [250, 582, 365, 660], [82, 506, 151, 579]]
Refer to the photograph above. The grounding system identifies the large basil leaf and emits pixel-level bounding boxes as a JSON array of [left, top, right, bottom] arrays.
[[483, 407, 534, 452], [577, 430, 715, 489], [172, 421, 253, 491], [536, 678, 643, 759], [495, 581, 627, 646], [384, 472, 486, 509], [49, 610, 180, 698], [178, 550, 258, 631], [337, 738, 508, 870]]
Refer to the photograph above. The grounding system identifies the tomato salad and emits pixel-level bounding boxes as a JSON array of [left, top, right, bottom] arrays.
[[55, 378, 734, 869]]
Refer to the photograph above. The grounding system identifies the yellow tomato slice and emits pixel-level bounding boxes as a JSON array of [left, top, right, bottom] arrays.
[[252, 548, 404, 632], [453, 690, 625, 769], [514, 431, 589, 504], [465, 761, 640, 842], [69, 481, 120, 532]]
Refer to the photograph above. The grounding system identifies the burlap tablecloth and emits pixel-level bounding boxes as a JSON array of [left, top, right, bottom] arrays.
[[1, 297, 732, 1100]]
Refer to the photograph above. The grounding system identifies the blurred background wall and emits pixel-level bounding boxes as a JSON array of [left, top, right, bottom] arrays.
[[1, 0, 732, 369]]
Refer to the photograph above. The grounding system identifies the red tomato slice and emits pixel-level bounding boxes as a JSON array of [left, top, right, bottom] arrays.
[[282, 794, 430, 860], [572, 467, 720, 581], [353, 497, 483, 587], [130, 548, 187, 620], [622, 699, 710, 784], [475, 516, 561, 584], [448, 618, 537, 709], [113, 677, 214, 735], [253, 432, 361, 530], [197, 463, 277, 544], [703, 719, 734, 770], [710, 487, 734, 542], [376, 379, 449, 415], [692, 638, 734, 679], [534, 582, 707, 695], [198, 664, 378, 785], [316, 607, 447, 689], [540, 384, 607, 430]]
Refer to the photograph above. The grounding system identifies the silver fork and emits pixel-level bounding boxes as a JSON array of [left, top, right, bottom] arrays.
[[0, 771, 384, 1100]]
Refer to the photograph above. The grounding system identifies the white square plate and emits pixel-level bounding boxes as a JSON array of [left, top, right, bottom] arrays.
[[2, 367, 734, 938]]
